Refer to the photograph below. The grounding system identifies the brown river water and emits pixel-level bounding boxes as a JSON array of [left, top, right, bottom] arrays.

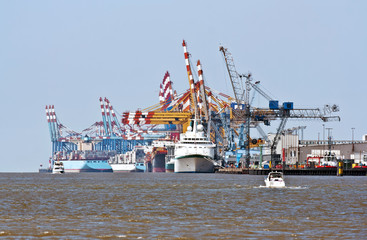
[[0, 173, 366, 239]]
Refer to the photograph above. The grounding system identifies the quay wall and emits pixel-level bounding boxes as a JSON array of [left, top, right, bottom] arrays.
[[216, 168, 367, 176]]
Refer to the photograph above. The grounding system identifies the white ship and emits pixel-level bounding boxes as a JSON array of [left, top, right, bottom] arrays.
[[52, 161, 64, 174], [109, 146, 152, 172], [109, 153, 136, 173], [110, 163, 136, 172], [174, 120, 216, 173]]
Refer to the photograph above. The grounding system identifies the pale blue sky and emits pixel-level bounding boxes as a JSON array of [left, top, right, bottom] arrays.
[[1, 0, 366, 172]]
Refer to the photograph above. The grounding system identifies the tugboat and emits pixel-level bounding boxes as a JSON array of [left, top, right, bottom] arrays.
[[264, 171, 285, 188]]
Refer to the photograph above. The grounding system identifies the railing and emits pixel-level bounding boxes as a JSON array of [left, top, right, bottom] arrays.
[[300, 140, 366, 146]]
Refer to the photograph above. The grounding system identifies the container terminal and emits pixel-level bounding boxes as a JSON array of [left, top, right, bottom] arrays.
[[42, 40, 367, 175]]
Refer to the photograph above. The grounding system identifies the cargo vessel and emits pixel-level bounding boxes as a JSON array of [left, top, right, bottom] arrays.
[[54, 150, 114, 173], [153, 151, 166, 172], [109, 153, 136, 172], [174, 120, 216, 173], [151, 140, 175, 172], [52, 137, 113, 173], [110, 163, 136, 172], [110, 146, 149, 172]]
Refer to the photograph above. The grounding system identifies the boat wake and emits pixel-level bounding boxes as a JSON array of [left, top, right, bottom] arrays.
[[286, 186, 309, 189], [254, 185, 309, 189]]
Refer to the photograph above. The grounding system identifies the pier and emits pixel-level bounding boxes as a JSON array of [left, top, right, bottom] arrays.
[[216, 168, 367, 176]]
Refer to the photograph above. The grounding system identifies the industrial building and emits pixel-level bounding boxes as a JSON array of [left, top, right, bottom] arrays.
[[258, 132, 367, 168]]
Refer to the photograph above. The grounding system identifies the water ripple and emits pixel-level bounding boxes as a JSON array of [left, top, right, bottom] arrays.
[[0, 173, 366, 239]]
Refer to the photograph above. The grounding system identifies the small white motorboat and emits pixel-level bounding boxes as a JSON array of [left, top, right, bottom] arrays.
[[52, 161, 64, 174], [264, 171, 285, 188]]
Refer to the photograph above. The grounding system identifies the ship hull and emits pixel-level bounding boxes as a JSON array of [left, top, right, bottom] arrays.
[[110, 163, 136, 173], [61, 160, 113, 173], [52, 162, 64, 174], [174, 155, 215, 173], [153, 153, 166, 172], [135, 162, 146, 172], [264, 179, 285, 188], [165, 161, 174, 173]]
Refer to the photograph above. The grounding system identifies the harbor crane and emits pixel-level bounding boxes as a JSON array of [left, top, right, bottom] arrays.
[[182, 40, 199, 118], [220, 46, 262, 167], [219, 45, 341, 168]]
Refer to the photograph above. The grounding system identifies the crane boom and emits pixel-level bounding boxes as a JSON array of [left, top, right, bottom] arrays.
[[99, 97, 109, 136], [197, 60, 209, 120], [182, 40, 198, 116], [249, 82, 273, 101], [107, 98, 123, 135], [219, 46, 245, 105]]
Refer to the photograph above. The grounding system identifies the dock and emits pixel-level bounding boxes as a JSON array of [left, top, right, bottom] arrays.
[[216, 168, 367, 176]]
